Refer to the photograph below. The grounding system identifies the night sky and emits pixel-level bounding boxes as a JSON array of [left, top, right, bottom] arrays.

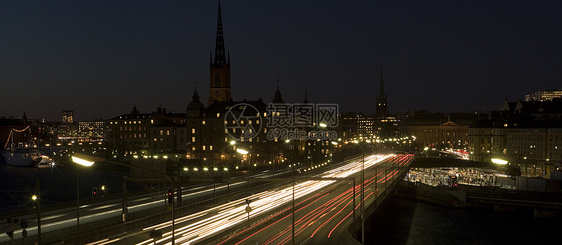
[[1, 0, 561, 121]]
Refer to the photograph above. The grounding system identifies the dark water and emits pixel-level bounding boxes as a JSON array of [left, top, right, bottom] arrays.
[[369, 196, 561, 245], [0, 163, 131, 214]]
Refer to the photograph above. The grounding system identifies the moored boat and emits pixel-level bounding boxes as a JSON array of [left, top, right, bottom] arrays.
[[2, 150, 41, 167], [2, 126, 41, 167]]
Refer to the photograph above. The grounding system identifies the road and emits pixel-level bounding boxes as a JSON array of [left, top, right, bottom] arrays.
[[0, 172, 264, 244], [95, 154, 413, 245], [218, 154, 414, 245]]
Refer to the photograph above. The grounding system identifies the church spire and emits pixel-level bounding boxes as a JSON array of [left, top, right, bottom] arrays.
[[272, 79, 284, 103], [378, 62, 386, 101], [376, 61, 388, 118], [208, 1, 232, 106], [213, 1, 227, 66]]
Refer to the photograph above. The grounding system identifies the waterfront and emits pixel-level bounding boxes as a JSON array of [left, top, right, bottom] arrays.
[[370, 195, 561, 245]]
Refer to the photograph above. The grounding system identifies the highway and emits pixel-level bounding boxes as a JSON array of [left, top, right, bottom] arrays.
[[0, 174, 257, 244], [92, 154, 413, 245], [218, 154, 414, 245]]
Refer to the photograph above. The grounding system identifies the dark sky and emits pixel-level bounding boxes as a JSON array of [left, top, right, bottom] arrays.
[[1, 0, 561, 121]]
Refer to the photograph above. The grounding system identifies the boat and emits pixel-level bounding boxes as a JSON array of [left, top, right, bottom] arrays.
[[2, 149, 41, 167], [1, 126, 41, 167], [36, 155, 55, 168]]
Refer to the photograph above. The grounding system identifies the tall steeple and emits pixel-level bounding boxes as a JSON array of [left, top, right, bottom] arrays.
[[376, 62, 388, 118], [213, 1, 227, 66], [208, 1, 232, 106]]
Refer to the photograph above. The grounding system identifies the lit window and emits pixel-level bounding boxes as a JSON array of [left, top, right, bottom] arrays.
[[203, 145, 206, 151], [210, 145, 213, 150], [192, 137, 196, 142], [167, 130, 170, 135], [217, 113, 220, 117], [192, 128, 195, 134], [202, 121, 206, 125]]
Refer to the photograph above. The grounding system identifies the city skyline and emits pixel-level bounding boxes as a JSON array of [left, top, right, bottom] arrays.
[[1, 0, 561, 121]]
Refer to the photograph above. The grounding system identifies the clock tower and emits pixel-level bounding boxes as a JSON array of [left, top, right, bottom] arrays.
[[209, 2, 232, 106]]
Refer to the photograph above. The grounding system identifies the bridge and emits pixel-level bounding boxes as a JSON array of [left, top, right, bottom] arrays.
[[1, 154, 414, 245]]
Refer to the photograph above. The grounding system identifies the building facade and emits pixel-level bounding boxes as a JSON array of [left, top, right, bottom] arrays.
[[468, 98, 562, 165], [525, 89, 562, 102], [402, 111, 477, 149]]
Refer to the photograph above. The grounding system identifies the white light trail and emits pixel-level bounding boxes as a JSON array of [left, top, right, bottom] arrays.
[[128, 154, 392, 245]]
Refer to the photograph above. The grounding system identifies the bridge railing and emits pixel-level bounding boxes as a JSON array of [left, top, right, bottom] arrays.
[[347, 159, 413, 244]]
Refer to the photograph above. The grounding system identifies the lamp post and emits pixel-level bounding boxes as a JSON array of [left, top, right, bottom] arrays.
[[34, 178, 41, 245], [71, 155, 94, 239], [236, 148, 250, 188], [284, 139, 296, 245], [353, 139, 365, 245], [72, 153, 176, 245], [361, 141, 364, 245]]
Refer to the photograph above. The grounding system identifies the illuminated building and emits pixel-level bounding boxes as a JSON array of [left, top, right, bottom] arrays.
[[107, 106, 187, 158], [62, 110, 74, 123], [402, 111, 476, 149], [468, 98, 562, 166], [525, 89, 562, 102]]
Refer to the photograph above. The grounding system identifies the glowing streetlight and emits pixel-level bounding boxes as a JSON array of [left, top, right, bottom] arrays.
[[236, 148, 249, 155], [491, 158, 508, 165], [72, 153, 177, 244], [71, 156, 94, 167]]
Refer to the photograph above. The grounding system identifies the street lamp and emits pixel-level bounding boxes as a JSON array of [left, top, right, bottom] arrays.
[[71, 155, 96, 238], [353, 140, 365, 245], [33, 178, 41, 245], [285, 139, 296, 245], [72, 153, 177, 245], [236, 148, 250, 188], [236, 148, 249, 155]]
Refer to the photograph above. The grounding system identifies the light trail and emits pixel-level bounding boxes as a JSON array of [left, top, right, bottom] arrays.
[[92, 154, 398, 244]]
